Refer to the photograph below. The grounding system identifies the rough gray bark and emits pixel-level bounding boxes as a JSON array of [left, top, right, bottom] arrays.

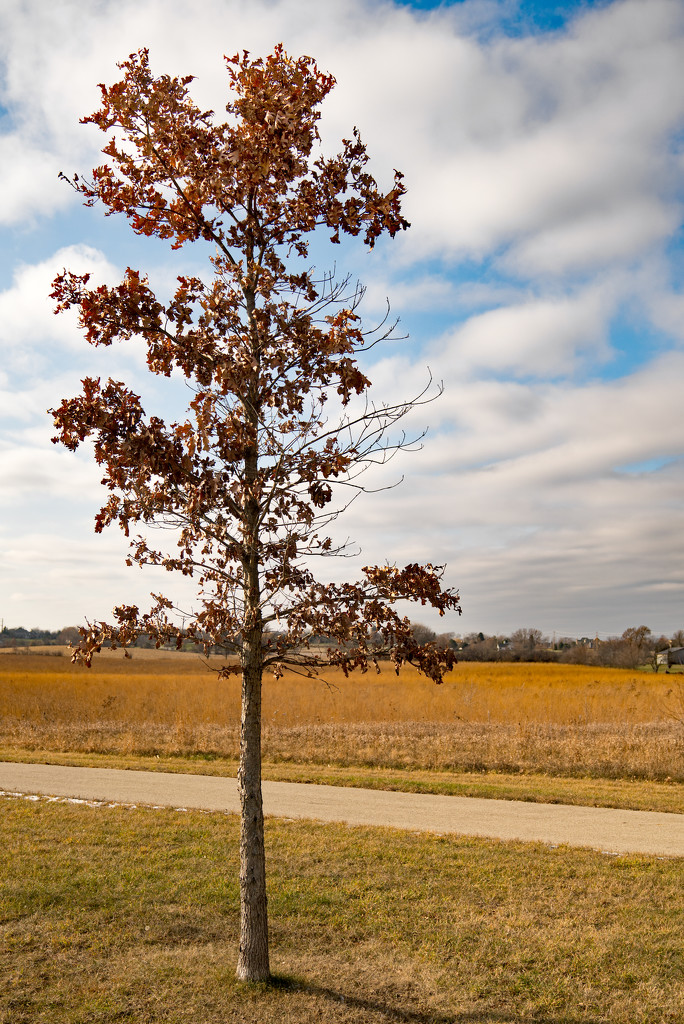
[[236, 502, 269, 980], [235, 281, 270, 983], [236, 646, 269, 981]]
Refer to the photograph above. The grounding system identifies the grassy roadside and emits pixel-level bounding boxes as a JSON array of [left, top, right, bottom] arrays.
[[1, 794, 682, 1024], [1, 745, 682, 813]]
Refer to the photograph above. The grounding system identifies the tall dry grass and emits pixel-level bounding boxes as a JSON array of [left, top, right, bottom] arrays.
[[1, 650, 682, 780]]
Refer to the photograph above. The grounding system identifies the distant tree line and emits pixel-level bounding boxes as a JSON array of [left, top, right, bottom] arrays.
[[0, 626, 181, 650], [441, 624, 684, 670], [0, 625, 81, 647], [3, 622, 683, 670]]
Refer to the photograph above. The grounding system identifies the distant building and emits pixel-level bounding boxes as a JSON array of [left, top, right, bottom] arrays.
[[656, 646, 684, 669]]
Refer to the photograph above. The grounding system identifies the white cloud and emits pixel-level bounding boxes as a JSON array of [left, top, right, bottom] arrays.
[[0, 246, 175, 411], [361, 272, 458, 316], [1, 529, 188, 629], [321, 345, 684, 634], [0, 134, 69, 226], [440, 284, 614, 378], [1, 0, 682, 275], [0, 440, 103, 504], [507, 197, 680, 277], [434, 350, 684, 481], [645, 286, 684, 345], [383, 0, 684, 272], [0, 245, 118, 361]]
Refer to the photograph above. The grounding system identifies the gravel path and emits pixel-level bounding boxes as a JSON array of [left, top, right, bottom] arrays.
[[1, 761, 682, 856]]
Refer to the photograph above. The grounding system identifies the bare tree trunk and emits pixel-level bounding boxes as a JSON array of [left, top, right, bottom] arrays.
[[235, 265, 269, 982], [236, 643, 270, 981]]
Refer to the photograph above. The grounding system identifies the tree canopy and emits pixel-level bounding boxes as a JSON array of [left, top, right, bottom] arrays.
[[51, 46, 459, 682]]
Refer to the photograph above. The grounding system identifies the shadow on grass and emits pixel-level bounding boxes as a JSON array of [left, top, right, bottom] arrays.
[[250, 973, 602, 1024]]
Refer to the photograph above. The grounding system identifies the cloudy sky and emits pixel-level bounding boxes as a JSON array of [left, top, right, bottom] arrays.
[[2, 0, 684, 639]]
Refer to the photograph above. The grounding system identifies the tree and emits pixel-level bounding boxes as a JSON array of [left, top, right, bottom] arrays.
[[57, 626, 82, 645], [459, 632, 502, 661], [50, 47, 460, 982], [410, 621, 437, 645], [620, 625, 652, 669], [510, 627, 544, 653]]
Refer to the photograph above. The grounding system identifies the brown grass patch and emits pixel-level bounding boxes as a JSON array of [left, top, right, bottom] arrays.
[[1, 795, 683, 1023]]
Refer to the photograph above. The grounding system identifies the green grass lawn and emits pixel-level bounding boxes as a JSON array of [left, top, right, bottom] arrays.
[[1, 793, 682, 1023]]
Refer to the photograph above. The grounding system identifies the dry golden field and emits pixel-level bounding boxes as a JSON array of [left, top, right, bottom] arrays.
[[1, 648, 683, 781]]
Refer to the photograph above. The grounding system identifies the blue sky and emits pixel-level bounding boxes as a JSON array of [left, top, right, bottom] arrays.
[[397, 0, 610, 33], [1, 0, 684, 639]]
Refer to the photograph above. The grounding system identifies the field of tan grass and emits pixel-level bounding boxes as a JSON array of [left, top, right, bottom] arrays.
[[1, 650, 683, 782]]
